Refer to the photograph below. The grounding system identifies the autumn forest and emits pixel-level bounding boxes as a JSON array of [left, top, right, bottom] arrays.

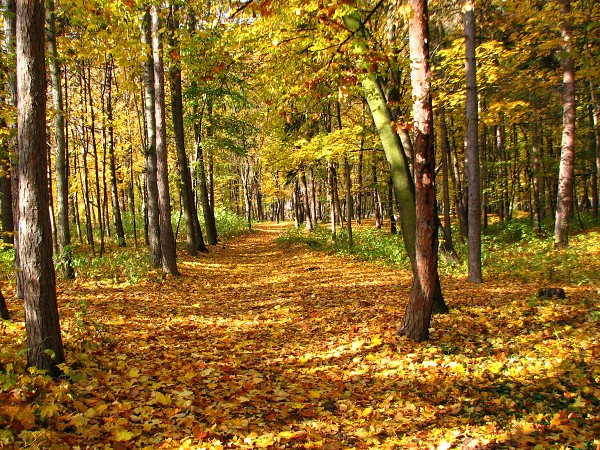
[[0, 0, 599, 448]]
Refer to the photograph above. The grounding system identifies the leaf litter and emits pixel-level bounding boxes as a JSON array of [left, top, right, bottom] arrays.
[[0, 223, 599, 449]]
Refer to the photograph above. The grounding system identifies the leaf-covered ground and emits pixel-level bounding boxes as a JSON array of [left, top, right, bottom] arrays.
[[1, 223, 599, 449]]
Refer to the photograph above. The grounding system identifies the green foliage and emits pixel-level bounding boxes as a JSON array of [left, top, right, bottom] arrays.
[[0, 244, 14, 282], [71, 245, 147, 284], [277, 224, 412, 268], [213, 208, 251, 238]]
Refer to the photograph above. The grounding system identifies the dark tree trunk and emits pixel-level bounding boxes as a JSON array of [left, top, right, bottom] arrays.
[[141, 7, 162, 267], [1, 0, 14, 246], [589, 78, 599, 219], [398, 0, 438, 341], [372, 163, 382, 229], [168, 5, 197, 256], [17, 0, 65, 374], [198, 101, 218, 245], [151, 5, 178, 275], [464, 1, 482, 283], [0, 289, 8, 320], [328, 160, 337, 241], [47, 0, 74, 277], [554, 0, 576, 248], [4, 0, 21, 297], [532, 122, 543, 233], [388, 174, 397, 234], [105, 58, 126, 247]]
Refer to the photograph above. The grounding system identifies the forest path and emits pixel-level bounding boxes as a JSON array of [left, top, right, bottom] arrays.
[[57, 223, 414, 448], [38, 224, 598, 448]]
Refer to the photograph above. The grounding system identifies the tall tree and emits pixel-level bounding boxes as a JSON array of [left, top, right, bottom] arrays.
[[141, 7, 162, 268], [169, 4, 199, 255], [554, 0, 576, 248], [17, 0, 64, 374], [343, 12, 448, 315], [3, 0, 22, 298], [397, 0, 438, 341], [464, 0, 482, 282], [47, 0, 74, 279], [105, 58, 126, 247], [151, 4, 178, 275]]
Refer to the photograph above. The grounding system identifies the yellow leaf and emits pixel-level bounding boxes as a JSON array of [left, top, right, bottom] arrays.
[[370, 335, 383, 346], [111, 427, 135, 442], [155, 392, 172, 405], [361, 407, 373, 417], [308, 390, 321, 399]]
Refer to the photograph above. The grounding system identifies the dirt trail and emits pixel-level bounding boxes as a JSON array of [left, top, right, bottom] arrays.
[[56, 224, 411, 448]]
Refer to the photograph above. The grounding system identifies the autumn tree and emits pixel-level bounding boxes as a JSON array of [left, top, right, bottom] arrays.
[[397, 0, 438, 341], [17, 0, 64, 374], [141, 6, 162, 268], [151, 4, 178, 275], [344, 9, 448, 315], [464, 0, 482, 282], [554, 0, 576, 248]]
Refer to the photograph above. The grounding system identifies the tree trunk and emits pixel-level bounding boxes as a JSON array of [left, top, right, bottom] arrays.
[[388, 174, 397, 234], [357, 142, 364, 224], [151, 5, 178, 275], [168, 6, 197, 256], [17, 0, 64, 375], [328, 160, 337, 241], [589, 78, 599, 219], [47, 0, 74, 278], [532, 122, 543, 234], [554, 0, 576, 248], [464, 1, 482, 283], [4, 0, 21, 297], [141, 7, 162, 268], [439, 106, 458, 263], [85, 65, 104, 257], [105, 58, 126, 247], [198, 101, 218, 245], [299, 168, 313, 230], [372, 163, 382, 229], [398, 0, 438, 341], [344, 12, 448, 315], [79, 70, 95, 255]]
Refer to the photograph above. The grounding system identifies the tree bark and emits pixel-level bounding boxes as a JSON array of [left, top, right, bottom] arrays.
[[105, 58, 126, 247], [151, 5, 178, 275], [554, 0, 576, 248], [398, 0, 438, 341], [464, 1, 482, 283], [4, 0, 21, 297], [168, 5, 197, 256], [344, 13, 448, 315], [327, 160, 337, 241], [589, 78, 599, 219], [17, 0, 65, 374], [141, 7, 162, 267], [199, 101, 219, 245]]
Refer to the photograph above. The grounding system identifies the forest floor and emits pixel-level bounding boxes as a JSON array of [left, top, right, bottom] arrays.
[[1, 223, 600, 449]]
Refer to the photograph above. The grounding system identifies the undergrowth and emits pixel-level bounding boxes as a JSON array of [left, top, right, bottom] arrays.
[[278, 214, 600, 287]]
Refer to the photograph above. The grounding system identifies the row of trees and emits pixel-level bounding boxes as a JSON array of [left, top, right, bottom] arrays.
[[1, 0, 598, 373]]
